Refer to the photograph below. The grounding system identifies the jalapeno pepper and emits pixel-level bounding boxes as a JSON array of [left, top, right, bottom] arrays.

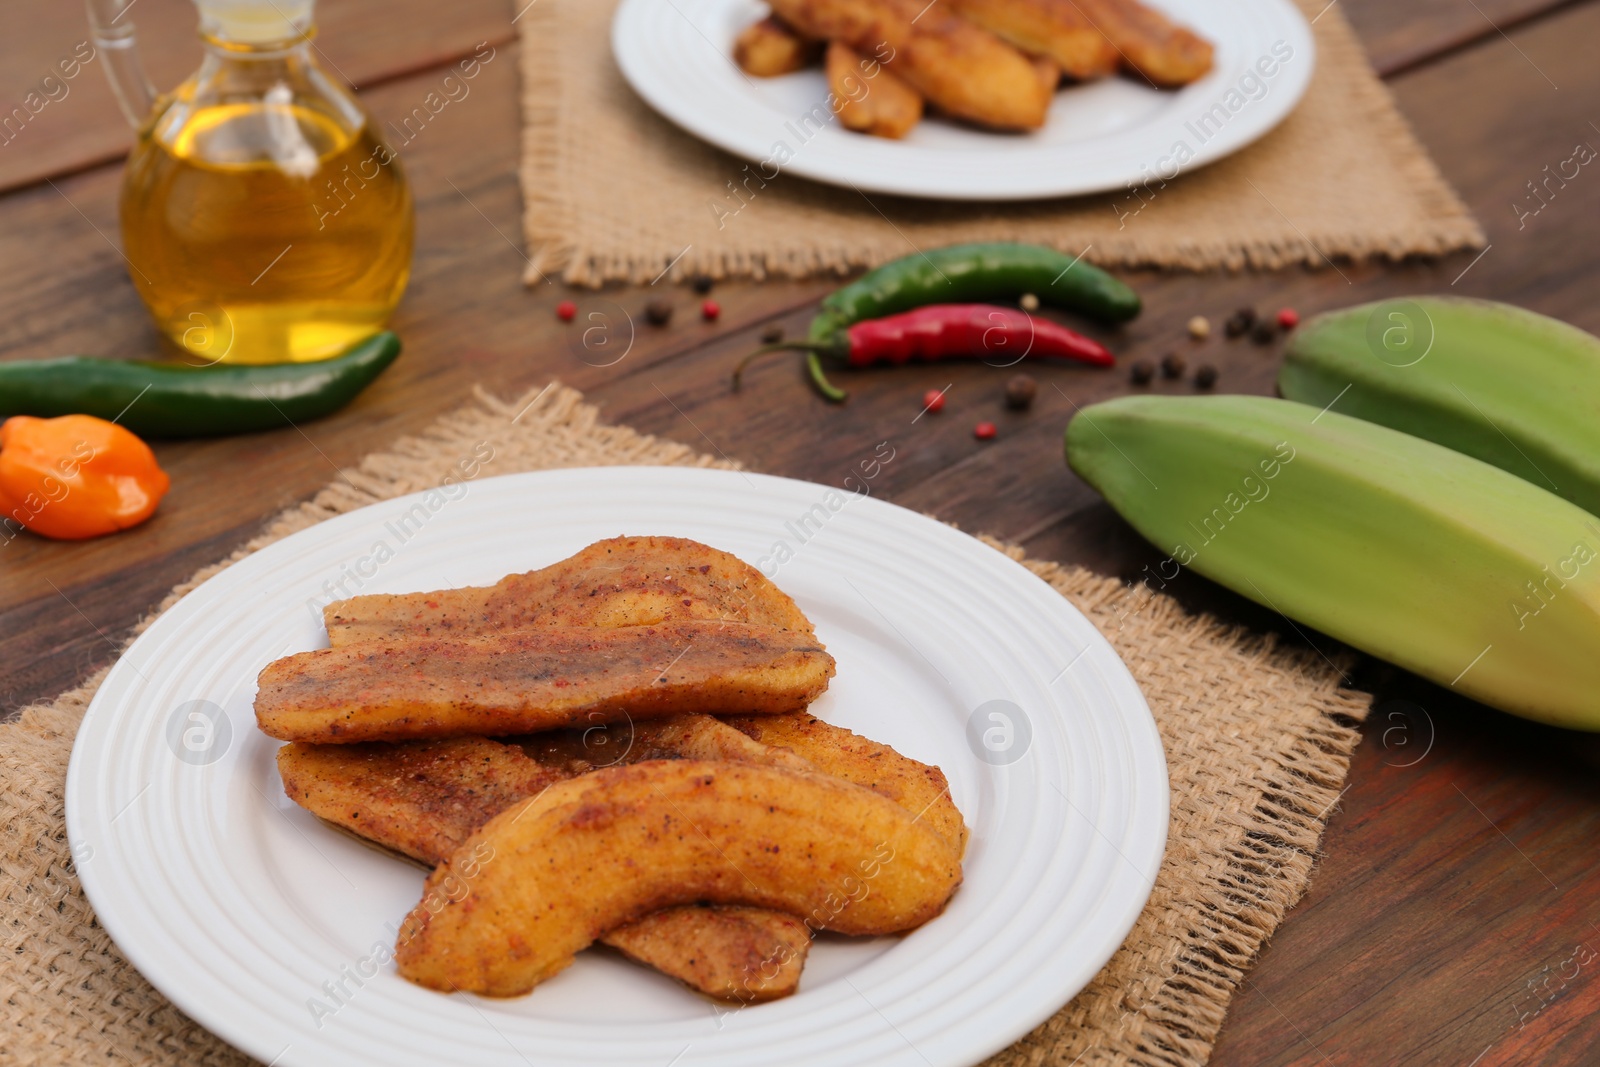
[[734, 304, 1114, 401], [0, 332, 401, 438], [0, 414, 170, 540]]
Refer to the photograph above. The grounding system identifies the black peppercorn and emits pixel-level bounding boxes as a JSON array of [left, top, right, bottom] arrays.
[[1130, 361, 1155, 385], [1251, 320, 1278, 345], [691, 274, 714, 294], [1224, 307, 1257, 338], [1005, 374, 1038, 410], [1160, 352, 1186, 379], [645, 299, 673, 326], [1195, 365, 1218, 389]]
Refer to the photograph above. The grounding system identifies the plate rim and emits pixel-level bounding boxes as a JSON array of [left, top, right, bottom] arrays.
[[610, 0, 1316, 201], [66, 465, 1169, 1067]]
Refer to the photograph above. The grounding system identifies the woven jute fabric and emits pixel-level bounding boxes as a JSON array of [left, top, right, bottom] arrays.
[[1, 384, 1370, 1066], [517, 0, 1482, 286]]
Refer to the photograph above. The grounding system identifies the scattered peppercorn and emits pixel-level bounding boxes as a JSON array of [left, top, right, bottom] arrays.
[[1224, 307, 1256, 338], [974, 421, 997, 441], [1130, 360, 1155, 385], [1251, 320, 1277, 345], [556, 300, 577, 322], [1195, 365, 1218, 389], [1019, 292, 1040, 312], [1004, 374, 1038, 410], [1187, 315, 1210, 340], [922, 388, 947, 414], [761, 324, 785, 344], [1160, 352, 1186, 379], [645, 299, 673, 326], [691, 274, 714, 294], [1277, 307, 1300, 330], [701, 300, 721, 322]]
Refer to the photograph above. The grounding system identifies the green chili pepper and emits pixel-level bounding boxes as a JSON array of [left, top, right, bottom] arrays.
[[799, 243, 1140, 402], [0, 332, 401, 438]]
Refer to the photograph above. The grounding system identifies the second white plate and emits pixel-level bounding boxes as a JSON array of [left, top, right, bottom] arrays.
[[612, 0, 1315, 201]]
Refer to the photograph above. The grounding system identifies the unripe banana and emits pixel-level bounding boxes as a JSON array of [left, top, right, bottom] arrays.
[[1065, 395, 1600, 730], [1280, 297, 1600, 516]]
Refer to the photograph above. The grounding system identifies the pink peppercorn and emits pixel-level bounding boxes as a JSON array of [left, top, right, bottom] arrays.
[[1277, 307, 1300, 330], [556, 300, 577, 322], [922, 388, 946, 414], [701, 300, 721, 321], [974, 421, 997, 441]]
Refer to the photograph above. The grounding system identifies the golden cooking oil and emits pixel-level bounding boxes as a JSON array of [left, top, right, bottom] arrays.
[[118, 16, 413, 364]]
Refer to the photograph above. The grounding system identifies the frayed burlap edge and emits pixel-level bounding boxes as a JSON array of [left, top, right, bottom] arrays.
[[1, 384, 1369, 1067]]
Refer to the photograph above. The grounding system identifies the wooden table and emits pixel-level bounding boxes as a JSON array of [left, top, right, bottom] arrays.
[[4, 1, 1597, 1062]]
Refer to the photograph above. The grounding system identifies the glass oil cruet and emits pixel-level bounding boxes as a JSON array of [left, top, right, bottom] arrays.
[[86, 0, 414, 364]]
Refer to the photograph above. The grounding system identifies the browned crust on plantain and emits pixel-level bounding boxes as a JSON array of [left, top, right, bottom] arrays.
[[278, 725, 821, 1000], [255, 621, 835, 743], [950, 0, 1118, 81], [603, 906, 813, 1002], [1072, 0, 1213, 87], [767, 0, 1052, 130], [723, 712, 968, 856], [277, 738, 564, 864], [395, 760, 962, 996], [734, 15, 823, 76], [324, 536, 814, 646], [828, 41, 924, 139]]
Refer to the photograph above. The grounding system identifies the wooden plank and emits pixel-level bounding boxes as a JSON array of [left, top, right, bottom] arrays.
[[0, 0, 512, 192], [0, 2, 1598, 1063], [1342, 0, 1583, 74]]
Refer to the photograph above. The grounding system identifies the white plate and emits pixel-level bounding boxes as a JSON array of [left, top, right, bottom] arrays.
[[613, 0, 1314, 201], [66, 467, 1167, 1067]]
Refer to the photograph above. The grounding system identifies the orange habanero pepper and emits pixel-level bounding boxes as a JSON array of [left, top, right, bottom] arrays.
[[0, 415, 170, 540]]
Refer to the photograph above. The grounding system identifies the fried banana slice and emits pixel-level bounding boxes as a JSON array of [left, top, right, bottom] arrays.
[[950, 0, 1117, 81], [723, 713, 968, 856], [767, 0, 1051, 130], [522, 713, 814, 775], [734, 15, 821, 76], [278, 737, 564, 863], [324, 536, 813, 646], [255, 621, 835, 744], [827, 41, 923, 139], [604, 906, 811, 1003], [278, 728, 814, 1001], [395, 760, 962, 995], [1073, 0, 1213, 88]]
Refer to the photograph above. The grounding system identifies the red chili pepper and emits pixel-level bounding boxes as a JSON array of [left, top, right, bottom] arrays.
[[732, 304, 1114, 401]]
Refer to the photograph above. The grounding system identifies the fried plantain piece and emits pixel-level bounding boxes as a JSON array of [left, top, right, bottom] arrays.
[[949, 0, 1117, 81], [395, 760, 963, 996], [324, 536, 813, 647], [767, 0, 1051, 130], [278, 727, 815, 1001], [723, 712, 968, 856], [827, 41, 923, 139], [278, 737, 563, 864], [734, 15, 822, 76], [1072, 0, 1213, 88], [255, 621, 835, 744], [604, 906, 811, 1003]]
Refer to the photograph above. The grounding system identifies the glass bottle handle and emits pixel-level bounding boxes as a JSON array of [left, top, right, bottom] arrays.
[[85, 0, 158, 129]]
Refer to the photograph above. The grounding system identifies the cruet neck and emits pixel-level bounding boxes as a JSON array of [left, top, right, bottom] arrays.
[[195, 0, 315, 52]]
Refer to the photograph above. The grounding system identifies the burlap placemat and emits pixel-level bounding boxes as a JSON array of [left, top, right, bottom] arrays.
[[518, 0, 1482, 285], [1, 384, 1369, 1066]]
